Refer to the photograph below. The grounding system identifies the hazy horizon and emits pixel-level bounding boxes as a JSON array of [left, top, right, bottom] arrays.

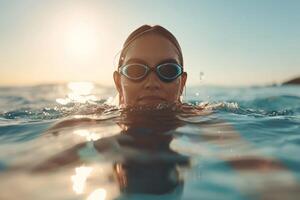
[[1, 0, 299, 87]]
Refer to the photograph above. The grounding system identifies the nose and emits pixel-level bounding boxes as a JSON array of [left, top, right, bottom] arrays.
[[143, 71, 161, 90]]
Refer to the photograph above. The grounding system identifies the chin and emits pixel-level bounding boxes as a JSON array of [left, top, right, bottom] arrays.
[[138, 99, 167, 106]]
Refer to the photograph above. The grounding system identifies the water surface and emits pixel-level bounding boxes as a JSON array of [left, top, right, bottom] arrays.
[[0, 83, 299, 200]]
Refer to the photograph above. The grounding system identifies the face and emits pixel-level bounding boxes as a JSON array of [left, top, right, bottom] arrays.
[[114, 33, 187, 107]]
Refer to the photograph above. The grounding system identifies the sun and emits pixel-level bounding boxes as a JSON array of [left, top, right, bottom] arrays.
[[65, 22, 98, 58]]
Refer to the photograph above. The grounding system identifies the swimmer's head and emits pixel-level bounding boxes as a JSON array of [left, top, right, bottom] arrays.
[[113, 25, 187, 107]]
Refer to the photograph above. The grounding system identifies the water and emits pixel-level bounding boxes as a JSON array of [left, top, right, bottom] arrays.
[[0, 83, 299, 200]]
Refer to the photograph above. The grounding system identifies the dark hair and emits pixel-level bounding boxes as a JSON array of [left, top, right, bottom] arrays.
[[118, 25, 184, 68]]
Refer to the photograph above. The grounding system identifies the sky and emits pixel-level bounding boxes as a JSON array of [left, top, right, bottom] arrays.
[[0, 0, 299, 86]]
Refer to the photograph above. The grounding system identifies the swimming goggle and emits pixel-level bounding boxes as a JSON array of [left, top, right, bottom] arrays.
[[118, 63, 183, 82]]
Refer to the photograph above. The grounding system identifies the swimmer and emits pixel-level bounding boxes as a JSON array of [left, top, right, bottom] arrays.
[[113, 25, 187, 107]]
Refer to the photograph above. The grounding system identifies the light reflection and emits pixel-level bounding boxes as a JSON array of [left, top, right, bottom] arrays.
[[87, 189, 106, 200], [68, 82, 94, 95], [73, 129, 101, 141], [56, 81, 98, 104], [104, 94, 119, 106], [71, 165, 93, 194]]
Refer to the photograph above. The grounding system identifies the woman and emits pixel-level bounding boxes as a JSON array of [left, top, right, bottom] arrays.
[[113, 25, 187, 107]]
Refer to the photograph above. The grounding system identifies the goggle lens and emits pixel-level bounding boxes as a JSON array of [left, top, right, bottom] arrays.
[[157, 63, 182, 80], [123, 64, 147, 80]]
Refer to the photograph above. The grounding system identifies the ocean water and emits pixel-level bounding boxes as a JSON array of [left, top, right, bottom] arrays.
[[0, 83, 299, 200]]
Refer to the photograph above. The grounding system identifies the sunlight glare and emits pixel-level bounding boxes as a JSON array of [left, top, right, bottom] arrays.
[[73, 129, 101, 141], [87, 189, 107, 200], [65, 22, 98, 58], [56, 81, 98, 104], [71, 165, 93, 194], [68, 82, 94, 95]]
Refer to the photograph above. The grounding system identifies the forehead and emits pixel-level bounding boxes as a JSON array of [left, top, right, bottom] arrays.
[[122, 33, 180, 66]]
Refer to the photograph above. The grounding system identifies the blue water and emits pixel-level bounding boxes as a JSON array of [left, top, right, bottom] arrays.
[[0, 83, 299, 200]]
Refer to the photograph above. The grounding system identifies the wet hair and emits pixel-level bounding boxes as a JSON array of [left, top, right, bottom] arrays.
[[118, 25, 184, 68]]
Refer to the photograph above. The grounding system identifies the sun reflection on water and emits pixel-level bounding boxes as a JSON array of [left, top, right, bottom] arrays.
[[87, 188, 107, 200], [71, 165, 93, 194], [56, 81, 98, 104], [73, 129, 101, 141]]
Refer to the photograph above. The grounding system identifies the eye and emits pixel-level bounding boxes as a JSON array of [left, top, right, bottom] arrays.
[[158, 64, 182, 78], [123, 64, 147, 79]]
